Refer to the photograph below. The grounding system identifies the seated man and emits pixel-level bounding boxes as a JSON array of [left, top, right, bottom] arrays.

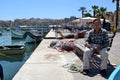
[[83, 19, 109, 76]]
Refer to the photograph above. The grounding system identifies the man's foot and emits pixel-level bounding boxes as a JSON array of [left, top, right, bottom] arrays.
[[100, 69, 107, 77], [82, 69, 89, 75]]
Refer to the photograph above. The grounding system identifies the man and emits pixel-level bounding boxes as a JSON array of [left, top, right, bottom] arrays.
[[83, 19, 109, 76]]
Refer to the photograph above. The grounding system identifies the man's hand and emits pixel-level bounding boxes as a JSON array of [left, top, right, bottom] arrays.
[[95, 46, 101, 52], [86, 44, 91, 48]]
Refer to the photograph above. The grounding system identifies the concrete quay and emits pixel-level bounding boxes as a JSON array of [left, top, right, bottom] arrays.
[[13, 29, 120, 80]]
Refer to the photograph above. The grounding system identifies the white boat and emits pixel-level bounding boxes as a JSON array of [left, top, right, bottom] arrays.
[[0, 45, 25, 55], [11, 30, 25, 39]]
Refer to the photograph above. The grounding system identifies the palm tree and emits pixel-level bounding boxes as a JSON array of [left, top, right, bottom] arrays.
[[78, 7, 86, 18], [96, 9, 101, 18], [92, 5, 98, 17], [84, 13, 92, 17], [112, 0, 119, 29], [99, 7, 107, 18], [112, 0, 114, 2], [106, 12, 112, 20]]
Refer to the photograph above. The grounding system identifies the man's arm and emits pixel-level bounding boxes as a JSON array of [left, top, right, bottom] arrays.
[[85, 31, 91, 48], [100, 31, 109, 49]]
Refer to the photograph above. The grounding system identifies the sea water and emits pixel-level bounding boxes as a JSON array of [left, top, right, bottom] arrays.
[[0, 30, 39, 80]]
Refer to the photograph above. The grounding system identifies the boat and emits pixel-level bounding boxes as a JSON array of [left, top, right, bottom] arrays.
[[11, 30, 42, 43], [108, 65, 120, 80], [25, 31, 42, 43], [11, 30, 25, 39], [57, 30, 87, 39], [0, 45, 25, 55]]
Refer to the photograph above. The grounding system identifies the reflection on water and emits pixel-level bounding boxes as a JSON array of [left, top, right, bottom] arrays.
[[0, 31, 40, 80], [0, 54, 24, 62], [0, 30, 12, 46]]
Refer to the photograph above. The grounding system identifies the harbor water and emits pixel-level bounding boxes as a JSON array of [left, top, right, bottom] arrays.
[[0, 30, 40, 80]]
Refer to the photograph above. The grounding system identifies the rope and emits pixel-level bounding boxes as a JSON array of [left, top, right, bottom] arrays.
[[62, 63, 83, 73]]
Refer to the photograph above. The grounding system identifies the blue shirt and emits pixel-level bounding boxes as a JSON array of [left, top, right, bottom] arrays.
[[85, 28, 109, 49]]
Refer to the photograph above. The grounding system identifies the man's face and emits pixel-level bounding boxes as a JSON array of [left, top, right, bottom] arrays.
[[93, 20, 101, 31]]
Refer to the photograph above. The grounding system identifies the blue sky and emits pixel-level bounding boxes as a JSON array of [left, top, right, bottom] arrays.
[[0, 0, 116, 20]]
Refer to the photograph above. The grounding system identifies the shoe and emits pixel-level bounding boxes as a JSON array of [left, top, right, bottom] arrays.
[[82, 69, 89, 75], [100, 69, 107, 77]]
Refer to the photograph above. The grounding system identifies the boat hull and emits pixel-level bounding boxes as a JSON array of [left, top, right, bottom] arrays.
[[108, 65, 120, 80], [25, 32, 42, 43], [11, 30, 25, 39], [0, 45, 25, 55]]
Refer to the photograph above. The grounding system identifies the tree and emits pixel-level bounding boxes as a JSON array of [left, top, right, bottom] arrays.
[[96, 9, 101, 18], [64, 18, 70, 23], [99, 7, 107, 18], [93, 6, 107, 18], [69, 16, 77, 21], [78, 7, 86, 18], [84, 13, 92, 17], [112, 0, 115, 2], [92, 5, 98, 17], [112, 0, 119, 29], [106, 12, 112, 20]]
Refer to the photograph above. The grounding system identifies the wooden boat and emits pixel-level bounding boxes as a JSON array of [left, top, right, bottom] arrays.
[[0, 45, 25, 55], [25, 32, 42, 43], [58, 30, 87, 39], [11, 30, 25, 39]]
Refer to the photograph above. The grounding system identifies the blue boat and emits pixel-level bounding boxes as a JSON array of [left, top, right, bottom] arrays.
[[108, 65, 120, 80]]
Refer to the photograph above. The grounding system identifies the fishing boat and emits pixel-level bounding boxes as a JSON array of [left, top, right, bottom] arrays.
[[11, 30, 25, 39], [25, 31, 42, 43], [57, 30, 87, 39], [0, 45, 25, 55]]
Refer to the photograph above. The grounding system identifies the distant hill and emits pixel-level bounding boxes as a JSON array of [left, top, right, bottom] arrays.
[[0, 18, 64, 28]]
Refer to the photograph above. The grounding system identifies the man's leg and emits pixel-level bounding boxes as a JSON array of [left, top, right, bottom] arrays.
[[99, 48, 108, 76], [83, 47, 92, 74]]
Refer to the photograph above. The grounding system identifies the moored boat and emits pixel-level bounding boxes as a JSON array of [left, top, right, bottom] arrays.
[[11, 30, 26, 39], [0, 45, 25, 55], [25, 32, 42, 43], [108, 65, 120, 80]]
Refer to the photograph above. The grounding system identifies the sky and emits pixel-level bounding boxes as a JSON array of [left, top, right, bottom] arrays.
[[0, 0, 116, 20]]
